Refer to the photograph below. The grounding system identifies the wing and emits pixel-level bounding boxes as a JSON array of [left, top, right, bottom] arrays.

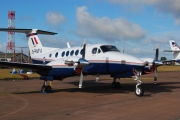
[[0, 61, 52, 71]]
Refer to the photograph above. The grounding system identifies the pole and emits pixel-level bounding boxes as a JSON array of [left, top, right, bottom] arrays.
[[21, 49, 23, 63]]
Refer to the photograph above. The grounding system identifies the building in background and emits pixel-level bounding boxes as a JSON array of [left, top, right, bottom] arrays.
[[0, 52, 31, 63]]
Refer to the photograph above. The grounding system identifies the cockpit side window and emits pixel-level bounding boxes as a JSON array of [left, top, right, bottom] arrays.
[[92, 48, 97, 54], [98, 49, 101, 53], [100, 45, 120, 53]]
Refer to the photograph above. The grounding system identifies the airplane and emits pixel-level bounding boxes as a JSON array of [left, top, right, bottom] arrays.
[[67, 42, 162, 85], [162, 40, 180, 63], [0, 28, 161, 97]]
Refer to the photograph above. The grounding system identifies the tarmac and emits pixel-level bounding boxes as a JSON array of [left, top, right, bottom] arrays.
[[0, 71, 180, 120]]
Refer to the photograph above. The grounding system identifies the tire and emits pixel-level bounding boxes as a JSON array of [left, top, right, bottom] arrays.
[[111, 82, 116, 88], [41, 85, 47, 93], [46, 85, 52, 93], [135, 85, 144, 96], [115, 82, 121, 88], [111, 82, 121, 88]]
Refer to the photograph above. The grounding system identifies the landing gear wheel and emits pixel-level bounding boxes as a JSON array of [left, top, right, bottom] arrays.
[[46, 85, 52, 93], [41, 85, 47, 93], [135, 85, 144, 97], [111, 82, 116, 88], [115, 82, 121, 88], [111, 82, 121, 88]]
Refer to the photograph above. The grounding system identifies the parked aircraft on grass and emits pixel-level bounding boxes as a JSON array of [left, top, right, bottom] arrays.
[[0, 28, 162, 96]]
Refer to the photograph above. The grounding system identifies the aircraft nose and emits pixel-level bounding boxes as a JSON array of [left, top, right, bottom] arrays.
[[127, 55, 145, 66]]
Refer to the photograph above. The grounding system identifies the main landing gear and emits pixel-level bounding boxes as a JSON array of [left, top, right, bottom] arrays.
[[111, 78, 121, 88], [133, 69, 144, 96], [41, 81, 52, 93]]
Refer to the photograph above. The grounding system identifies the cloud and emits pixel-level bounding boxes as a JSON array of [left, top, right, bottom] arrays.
[[76, 6, 146, 42], [46, 12, 66, 26], [0, 43, 7, 53], [144, 36, 168, 44], [40, 35, 78, 48], [108, 0, 180, 25]]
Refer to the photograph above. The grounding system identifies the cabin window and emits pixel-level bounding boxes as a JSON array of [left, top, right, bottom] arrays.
[[70, 50, 74, 56], [61, 51, 65, 57], [49, 54, 52, 58], [55, 52, 58, 58], [92, 48, 97, 54], [66, 51, 69, 56], [75, 50, 79, 56]]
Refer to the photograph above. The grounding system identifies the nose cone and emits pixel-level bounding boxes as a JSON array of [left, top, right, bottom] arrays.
[[103, 52, 145, 73], [121, 53, 145, 66]]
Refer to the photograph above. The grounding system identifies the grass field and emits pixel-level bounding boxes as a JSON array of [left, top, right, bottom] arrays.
[[0, 66, 180, 80], [0, 69, 40, 80], [158, 65, 180, 72]]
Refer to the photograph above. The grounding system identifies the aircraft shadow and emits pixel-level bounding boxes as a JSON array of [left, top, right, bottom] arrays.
[[52, 81, 180, 96], [13, 80, 180, 96]]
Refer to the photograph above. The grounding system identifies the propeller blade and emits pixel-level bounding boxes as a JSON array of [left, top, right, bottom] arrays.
[[79, 71, 83, 88], [154, 67, 158, 84], [82, 39, 86, 59], [79, 39, 86, 88], [155, 48, 159, 60]]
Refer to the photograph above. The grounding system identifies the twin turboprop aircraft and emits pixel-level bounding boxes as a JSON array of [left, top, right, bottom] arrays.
[[0, 28, 162, 96]]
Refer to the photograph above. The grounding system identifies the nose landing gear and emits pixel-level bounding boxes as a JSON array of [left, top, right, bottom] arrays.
[[133, 69, 144, 96]]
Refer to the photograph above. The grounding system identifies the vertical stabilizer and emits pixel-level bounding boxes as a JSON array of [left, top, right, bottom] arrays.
[[27, 29, 44, 58], [169, 40, 180, 59], [169, 40, 180, 51]]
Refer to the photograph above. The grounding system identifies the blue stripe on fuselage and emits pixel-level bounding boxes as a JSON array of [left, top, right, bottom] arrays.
[[32, 59, 51, 64], [34, 60, 144, 79]]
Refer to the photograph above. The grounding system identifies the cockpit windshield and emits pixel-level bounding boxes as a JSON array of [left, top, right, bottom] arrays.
[[100, 45, 120, 53]]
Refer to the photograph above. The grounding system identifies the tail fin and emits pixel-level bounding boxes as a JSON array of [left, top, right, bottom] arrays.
[[169, 40, 180, 60], [0, 28, 57, 58], [169, 40, 180, 51]]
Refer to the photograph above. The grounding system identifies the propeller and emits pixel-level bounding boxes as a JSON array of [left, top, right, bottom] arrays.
[[79, 39, 86, 88], [154, 48, 158, 84], [153, 48, 163, 84]]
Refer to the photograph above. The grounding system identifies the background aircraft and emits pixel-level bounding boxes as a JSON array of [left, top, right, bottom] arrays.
[[162, 40, 180, 63], [0, 28, 161, 96]]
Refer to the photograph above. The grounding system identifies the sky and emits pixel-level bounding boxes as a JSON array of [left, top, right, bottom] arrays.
[[1, 0, 180, 60]]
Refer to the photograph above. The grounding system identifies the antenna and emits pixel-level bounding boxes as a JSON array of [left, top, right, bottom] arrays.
[[7, 10, 15, 53]]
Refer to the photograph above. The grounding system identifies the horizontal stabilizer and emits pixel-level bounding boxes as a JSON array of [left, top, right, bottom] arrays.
[[162, 50, 180, 52], [0, 28, 57, 35]]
